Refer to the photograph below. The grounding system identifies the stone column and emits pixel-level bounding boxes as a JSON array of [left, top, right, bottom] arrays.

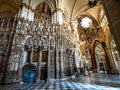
[[118, 57, 120, 73], [56, 50, 60, 79], [30, 47, 33, 63], [48, 51, 55, 79], [70, 51, 73, 75], [17, 51, 25, 81], [20, 2, 34, 21], [102, 0, 120, 53], [52, 8, 63, 79], [47, 40, 51, 79], [60, 49, 64, 78], [52, 9, 63, 24], [38, 51, 42, 80], [22, 51, 27, 65]]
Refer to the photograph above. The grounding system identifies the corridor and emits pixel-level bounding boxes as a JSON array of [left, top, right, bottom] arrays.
[[0, 73, 120, 90]]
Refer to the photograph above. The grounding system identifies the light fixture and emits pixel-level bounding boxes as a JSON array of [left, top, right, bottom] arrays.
[[80, 17, 92, 28]]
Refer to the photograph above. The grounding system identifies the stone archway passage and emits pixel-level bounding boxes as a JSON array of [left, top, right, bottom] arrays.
[[40, 64, 47, 81], [22, 63, 37, 83], [24, 69, 35, 83], [94, 41, 111, 73]]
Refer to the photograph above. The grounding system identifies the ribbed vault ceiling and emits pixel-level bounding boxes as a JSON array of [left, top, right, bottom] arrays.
[[0, 0, 101, 23], [61, 0, 88, 22], [0, 0, 21, 17]]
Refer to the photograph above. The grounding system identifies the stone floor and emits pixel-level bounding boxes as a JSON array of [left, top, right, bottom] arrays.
[[0, 73, 120, 90]]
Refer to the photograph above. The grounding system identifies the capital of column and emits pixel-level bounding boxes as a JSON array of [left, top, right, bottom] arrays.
[[52, 8, 63, 24], [22, 3, 35, 12], [52, 8, 63, 15]]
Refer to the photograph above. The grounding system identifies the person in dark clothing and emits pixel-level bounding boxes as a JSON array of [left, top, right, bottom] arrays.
[[106, 66, 111, 74]]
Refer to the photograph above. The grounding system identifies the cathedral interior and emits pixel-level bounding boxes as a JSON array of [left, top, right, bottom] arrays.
[[0, 0, 120, 90]]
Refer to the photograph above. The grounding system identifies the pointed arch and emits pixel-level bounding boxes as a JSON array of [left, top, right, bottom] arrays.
[[31, 0, 55, 12]]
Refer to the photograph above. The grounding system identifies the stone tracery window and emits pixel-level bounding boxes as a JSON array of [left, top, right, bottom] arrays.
[[80, 17, 92, 28], [78, 16, 97, 43]]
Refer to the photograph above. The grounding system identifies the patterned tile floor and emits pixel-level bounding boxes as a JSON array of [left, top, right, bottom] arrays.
[[0, 73, 120, 90]]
